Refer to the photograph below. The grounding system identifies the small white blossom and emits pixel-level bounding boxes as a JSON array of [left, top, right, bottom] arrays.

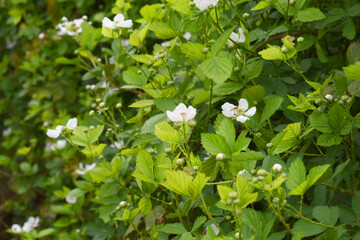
[[183, 32, 191, 40], [216, 153, 225, 160], [2, 127, 12, 136], [110, 141, 124, 149], [76, 162, 96, 175], [38, 32, 45, 39], [119, 201, 127, 207], [221, 98, 256, 123], [102, 13, 133, 29], [272, 164, 282, 173], [56, 17, 90, 36], [25, 216, 39, 229], [46, 125, 63, 139], [325, 94, 333, 101], [55, 140, 67, 150], [166, 103, 196, 124], [66, 118, 77, 130], [228, 27, 246, 47], [11, 224, 22, 234], [66, 195, 77, 204], [238, 169, 247, 176], [194, 0, 219, 11]]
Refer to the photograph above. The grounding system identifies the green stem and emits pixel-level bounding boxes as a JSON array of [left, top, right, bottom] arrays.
[[207, 79, 214, 124], [266, 197, 294, 236], [199, 193, 226, 235]]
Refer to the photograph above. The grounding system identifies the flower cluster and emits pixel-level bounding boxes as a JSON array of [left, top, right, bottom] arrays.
[[56, 16, 90, 36], [221, 98, 256, 123], [102, 13, 133, 29], [76, 162, 96, 175], [11, 216, 39, 234], [46, 118, 77, 139]]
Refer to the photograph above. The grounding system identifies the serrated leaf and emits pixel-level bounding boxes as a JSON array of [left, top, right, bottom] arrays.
[[343, 18, 356, 40], [201, 133, 232, 157], [293, 219, 327, 237], [313, 206, 339, 226], [235, 150, 265, 161], [101, 26, 120, 39], [132, 150, 155, 184], [328, 104, 351, 135], [141, 113, 168, 134], [352, 192, 360, 217], [259, 45, 285, 60], [129, 99, 154, 108], [180, 43, 210, 60], [307, 164, 331, 186], [343, 61, 360, 80], [241, 85, 266, 104], [251, 1, 271, 11], [139, 196, 152, 215], [211, 28, 235, 56], [188, 89, 210, 105], [87, 125, 104, 144], [295, 8, 326, 22], [191, 216, 207, 232], [317, 134, 342, 147], [286, 158, 306, 191], [260, 96, 283, 123], [215, 118, 236, 151], [149, 22, 177, 39], [346, 42, 360, 64], [155, 121, 182, 144], [199, 56, 233, 84], [309, 112, 333, 133], [159, 223, 188, 234], [213, 81, 244, 96]]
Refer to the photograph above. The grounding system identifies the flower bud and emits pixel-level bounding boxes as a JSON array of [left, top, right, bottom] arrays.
[[201, 47, 209, 54], [61, 16, 68, 22], [257, 169, 268, 176], [89, 110, 95, 116], [96, 98, 102, 103], [272, 197, 280, 203], [99, 102, 106, 108], [188, 119, 196, 127], [193, 165, 199, 171], [235, 232, 240, 239], [176, 158, 184, 166], [251, 169, 257, 175], [233, 199, 240, 204], [290, 0, 295, 5], [116, 103, 122, 109], [315, 99, 322, 105], [119, 201, 127, 207], [266, 143, 273, 148], [234, 66, 241, 72], [297, 37, 304, 43], [82, 15, 88, 20], [325, 94, 333, 101], [187, 95, 194, 100], [147, 61, 153, 66], [226, 199, 233, 205], [251, 177, 258, 183], [341, 95, 349, 101], [242, 13, 249, 19], [258, 176, 265, 181], [89, 125, 95, 130], [228, 191, 238, 199], [90, 85, 96, 90], [225, 215, 232, 220], [264, 184, 271, 191], [255, 132, 262, 137], [281, 46, 288, 53], [97, 58, 101, 62], [167, 80, 174, 85], [216, 153, 225, 160], [189, 1, 195, 7], [272, 163, 282, 173]]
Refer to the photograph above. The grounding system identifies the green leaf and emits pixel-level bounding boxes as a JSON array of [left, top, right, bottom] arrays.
[[140, 4, 162, 21], [343, 61, 360, 80], [68, 188, 86, 198], [129, 99, 154, 108], [99, 182, 118, 198], [235, 150, 265, 161], [292, 219, 327, 237], [191, 216, 207, 232], [199, 56, 233, 84], [213, 81, 244, 96], [101, 26, 120, 39], [272, 123, 301, 154], [123, 68, 147, 86], [188, 89, 210, 105], [251, 1, 271, 11], [149, 22, 177, 39], [139, 196, 152, 215], [201, 133, 232, 157], [317, 134, 342, 147], [343, 18, 356, 40], [295, 8, 326, 22], [328, 104, 351, 135], [55, 57, 81, 65], [211, 28, 235, 56], [347, 42, 360, 64], [313, 206, 339, 226], [241, 85, 266, 104], [159, 223, 187, 234], [165, 0, 191, 15], [132, 150, 155, 184], [141, 113, 168, 134], [36, 228, 55, 238], [215, 118, 236, 151], [129, 23, 150, 46], [352, 191, 360, 217], [87, 125, 104, 144], [260, 96, 283, 123], [309, 112, 333, 133], [89, 162, 113, 183], [155, 121, 182, 144], [286, 158, 306, 191], [259, 45, 285, 60], [316, 41, 328, 63], [180, 43, 210, 60]]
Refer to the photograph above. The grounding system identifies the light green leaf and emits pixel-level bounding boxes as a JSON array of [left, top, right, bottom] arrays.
[[286, 158, 306, 191], [87, 125, 104, 144], [251, 1, 271, 11], [139, 196, 152, 215], [199, 56, 233, 84], [201, 133, 232, 157], [188, 89, 210, 105], [129, 99, 154, 108], [343, 61, 360, 81], [211, 28, 235, 56], [295, 8, 326, 22], [155, 121, 182, 144], [260, 96, 283, 123], [343, 18, 356, 40], [235, 150, 265, 161], [215, 118, 236, 151], [259, 45, 285, 60], [191, 216, 207, 232], [241, 85, 266, 104], [159, 223, 188, 234], [149, 22, 177, 39]]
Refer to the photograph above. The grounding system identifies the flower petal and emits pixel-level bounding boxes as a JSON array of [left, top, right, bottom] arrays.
[[221, 102, 237, 117], [185, 105, 197, 122], [229, 32, 240, 43], [238, 27, 246, 43], [102, 17, 114, 29], [46, 128, 61, 138], [238, 98, 249, 111], [244, 107, 256, 117], [166, 110, 183, 122], [236, 115, 249, 123], [66, 118, 77, 130], [119, 19, 133, 28], [114, 13, 125, 23]]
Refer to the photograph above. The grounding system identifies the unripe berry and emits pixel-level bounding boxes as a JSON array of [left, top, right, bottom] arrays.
[[89, 110, 95, 116], [272, 197, 280, 204], [225, 215, 232, 220], [281, 46, 288, 53], [257, 169, 268, 176], [119, 201, 127, 207], [189, 1, 195, 7], [266, 143, 273, 148], [176, 158, 184, 166], [116, 103, 122, 109], [233, 199, 240, 204], [297, 37, 304, 43], [99, 102, 106, 108], [226, 199, 233, 205], [252, 177, 258, 183], [202, 47, 209, 54], [165, 147, 172, 153], [258, 176, 265, 181], [229, 191, 238, 199], [193, 165, 199, 171]]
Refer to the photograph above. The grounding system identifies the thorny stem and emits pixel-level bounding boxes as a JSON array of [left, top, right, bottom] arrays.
[[199, 193, 226, 235]]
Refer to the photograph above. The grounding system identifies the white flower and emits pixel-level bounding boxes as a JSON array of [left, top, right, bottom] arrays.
[[110, 141, 124, 149], [11, 224, 22, 234], [102, 14, 133, 29], [22, 222, 32, 233], [216, 153, 225, 160], [228, 27, 246, 47], [194, 0, 219, 11], [183, 32, 191, 40], [66, 195, 77, 204], [46, 125, 63, 138], [325, 94, 333, 101], [221, 98, 256, 123], [24, 216, 39, 231], [38, 32, 45, 39], [166, 103, 196, 123], [66, 118, 77, 130], [272, 164, 282, 173], [56, 17, 86, 36], [2, 127, 12, 136], [238, 169, 248, 175], [55, 140, 67, 149], [76, 162, 96, 175]]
